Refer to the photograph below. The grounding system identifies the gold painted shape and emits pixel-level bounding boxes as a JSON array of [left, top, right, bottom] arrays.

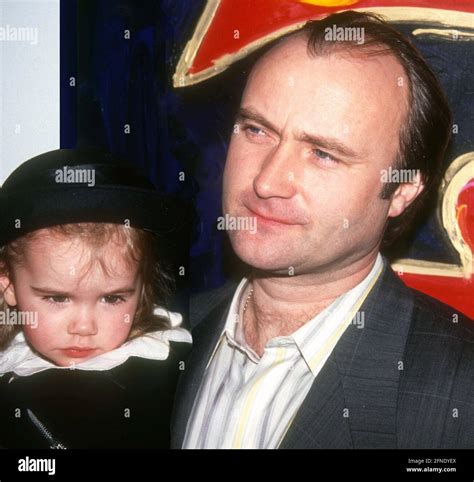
[[392, 153, 474, 278], [413, 28, 474, 39]]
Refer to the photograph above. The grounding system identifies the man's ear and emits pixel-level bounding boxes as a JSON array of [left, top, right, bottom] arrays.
[[387, 172, 425, 218], [0, 276, 17, 307]]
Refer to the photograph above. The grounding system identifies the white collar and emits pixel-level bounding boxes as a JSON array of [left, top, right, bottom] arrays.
[[215, 253, 384, 369], [0, 306, 192, 377]]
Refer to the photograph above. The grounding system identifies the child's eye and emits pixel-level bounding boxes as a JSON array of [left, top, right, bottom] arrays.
[[101, 295, 126, 304], [43, 296, 69, 304]]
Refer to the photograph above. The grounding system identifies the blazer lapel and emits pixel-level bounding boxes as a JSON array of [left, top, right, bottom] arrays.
[[170, 295, 232, 448], [279, 354, 353, 448], [281, 260, 415, 449]]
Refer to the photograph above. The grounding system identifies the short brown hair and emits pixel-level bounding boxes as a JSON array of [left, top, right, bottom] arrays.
[[278, 10, 452, 245], [0, 223, 174, 350]]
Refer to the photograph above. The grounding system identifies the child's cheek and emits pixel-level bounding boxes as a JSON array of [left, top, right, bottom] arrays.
[[23, 321, 54, 354], [101, 305, 135, 350], [119, 304, 136, 338]]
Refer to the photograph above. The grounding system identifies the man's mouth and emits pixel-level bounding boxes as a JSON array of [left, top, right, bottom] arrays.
[[245, 205, 298, 226]]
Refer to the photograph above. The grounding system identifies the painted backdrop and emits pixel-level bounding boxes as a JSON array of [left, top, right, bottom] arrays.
[[61, 0, 473, 317]]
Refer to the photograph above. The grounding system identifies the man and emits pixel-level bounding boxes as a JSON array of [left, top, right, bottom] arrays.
[[172, 11, 474, 449]]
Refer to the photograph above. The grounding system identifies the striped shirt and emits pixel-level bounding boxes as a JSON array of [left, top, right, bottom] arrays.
[[183, 254, 383, 449]]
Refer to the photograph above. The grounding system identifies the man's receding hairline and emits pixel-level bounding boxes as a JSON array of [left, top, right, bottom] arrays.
[[257, 29, 409, 75], [248, 29, 411, 130]]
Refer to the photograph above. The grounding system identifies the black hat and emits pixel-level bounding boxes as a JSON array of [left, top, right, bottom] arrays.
[[0, 148, 192, 246]]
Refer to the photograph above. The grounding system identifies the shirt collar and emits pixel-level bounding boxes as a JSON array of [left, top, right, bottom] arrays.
[[292, 253, 384, 375], [206, 277, 256, 368], [214, 253, 384, 373]]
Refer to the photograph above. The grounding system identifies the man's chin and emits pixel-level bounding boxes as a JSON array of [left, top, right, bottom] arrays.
[[232, 246, 295, 274], [228, 231, 308, 271]]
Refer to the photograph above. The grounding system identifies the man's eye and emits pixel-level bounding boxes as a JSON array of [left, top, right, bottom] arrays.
[[243, 124, 265, 137], [102, 295, 126, 304], [313, 148, 337, 163], [43, 296, 68, 304]]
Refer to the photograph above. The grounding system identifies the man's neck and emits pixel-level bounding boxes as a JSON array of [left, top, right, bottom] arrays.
[[243, 252, 380, 357]]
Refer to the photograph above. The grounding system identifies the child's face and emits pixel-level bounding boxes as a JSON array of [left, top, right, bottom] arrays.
[[3, 231, 142, 366]]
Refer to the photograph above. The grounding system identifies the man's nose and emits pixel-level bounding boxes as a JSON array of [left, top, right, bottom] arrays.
[[67, 308, 98, 336], [253, 143, 298, 199]]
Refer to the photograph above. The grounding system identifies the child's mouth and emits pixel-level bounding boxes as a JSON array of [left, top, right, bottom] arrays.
[[61, 347, 97, 358]]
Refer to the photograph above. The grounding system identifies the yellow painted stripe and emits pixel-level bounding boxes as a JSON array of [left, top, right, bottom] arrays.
[[299, 0, 359, 5]]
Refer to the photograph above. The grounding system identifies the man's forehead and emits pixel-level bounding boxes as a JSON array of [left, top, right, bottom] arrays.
[[239, 34, 410, 165], [248, 33, 408, 89], [243, 35, 409, 127]]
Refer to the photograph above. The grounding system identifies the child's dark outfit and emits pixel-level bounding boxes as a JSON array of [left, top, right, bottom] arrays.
[[0, 148, 194, 449], [0, 309, 191, 449]]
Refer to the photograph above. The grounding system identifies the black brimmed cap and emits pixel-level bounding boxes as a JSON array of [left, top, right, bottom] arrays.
[[0, 148, 193, 246]]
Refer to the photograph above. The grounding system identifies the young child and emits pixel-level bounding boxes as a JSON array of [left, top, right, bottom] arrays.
[[0, 149, 192, 449]]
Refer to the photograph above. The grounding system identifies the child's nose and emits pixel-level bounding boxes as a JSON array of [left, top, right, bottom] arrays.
[[67, 310, 98, 336]]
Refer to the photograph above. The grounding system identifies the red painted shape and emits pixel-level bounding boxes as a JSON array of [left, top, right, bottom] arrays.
[[457, 179, 474, 249], [400, 179, 474, 319], [400, 272, 473, 319], [190, 0, 474, 74]]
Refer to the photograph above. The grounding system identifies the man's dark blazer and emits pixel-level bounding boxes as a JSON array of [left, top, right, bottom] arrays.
[[171, 259, 474, 448]]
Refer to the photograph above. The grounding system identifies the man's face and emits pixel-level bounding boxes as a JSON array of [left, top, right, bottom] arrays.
[[223, 37, 410, 275], [3, 231, 142, 366]]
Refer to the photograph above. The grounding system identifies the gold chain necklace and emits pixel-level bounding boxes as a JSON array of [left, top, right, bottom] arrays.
[[243, 287, 254, 313]]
